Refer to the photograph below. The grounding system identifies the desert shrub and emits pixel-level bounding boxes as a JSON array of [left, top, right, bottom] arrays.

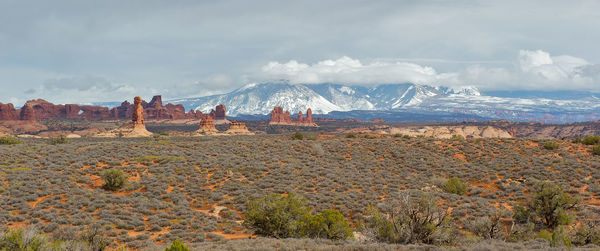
[[165, 239, 189, 251], [0, 228, 48, 250], [243, 193, 311, 238], [80, 223, 109, 251], [518, 181, 579, 229], [304, 209, 352, 240], [570, 221, 600, 246], [48, 135, 70, 145], [243, 193, 351, 240], [581, 135, 600, 145], [466, 215, 502, 239], [364, 134, 377, 139], [393, 134, 402, 138], [442, 177, 467, 195], [592, 145, 600, 156], [535, 228, 572, 248], [101, 169, 128, 191], [361, 193, 455, 245], [572, 137, 582, 143], [451, 134, 464, 140], [291, 132, 303, 140], [345, 133, 356, 138], [543, 141, 559, 150], [0, 136, 22, 145]]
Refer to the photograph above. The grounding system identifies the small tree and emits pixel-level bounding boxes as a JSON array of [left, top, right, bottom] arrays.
[[305, 209, 352, 240], [443, 177, 467, 195], [525, 181, 579, 229], [362, 192, 454, 245], [101, 169, 128, 191], [291, 132, 303, 140], [165, 239, 189, 251], [243, 193, 311, 238]]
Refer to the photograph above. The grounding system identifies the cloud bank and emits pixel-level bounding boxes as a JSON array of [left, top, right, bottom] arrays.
[[260, 50, 600, 91]]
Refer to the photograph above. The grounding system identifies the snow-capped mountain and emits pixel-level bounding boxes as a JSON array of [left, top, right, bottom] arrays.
[[168, 82, 600, 123]]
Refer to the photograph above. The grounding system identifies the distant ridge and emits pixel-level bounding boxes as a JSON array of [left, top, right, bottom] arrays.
[[168, 83, 600, 123]]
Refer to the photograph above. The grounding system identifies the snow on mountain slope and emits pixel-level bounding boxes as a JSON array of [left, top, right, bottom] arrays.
[[168, 82, 600, 122], [169, 83, 341, 116]]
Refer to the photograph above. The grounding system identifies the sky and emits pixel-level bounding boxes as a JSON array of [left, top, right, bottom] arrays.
[[1, 0, 600, 105]]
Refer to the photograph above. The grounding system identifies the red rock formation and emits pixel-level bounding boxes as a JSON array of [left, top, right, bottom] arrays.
[[0, 95, 224, 122], [132, 96, 144, 126], [196, 116, 218, 134], [20, 104, 36, 121], [226, 120, 252, 134], [215, 104, 226, 120], [270, 106, 293, 124], [0, 103, 19, 120], [148, 95, 162, 108], [269, 106, 316, 126], [208, 104, 227, 121]]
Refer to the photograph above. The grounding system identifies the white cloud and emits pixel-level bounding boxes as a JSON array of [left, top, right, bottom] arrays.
[[260, 50, 600, 91], [261, 56, 440, 85]]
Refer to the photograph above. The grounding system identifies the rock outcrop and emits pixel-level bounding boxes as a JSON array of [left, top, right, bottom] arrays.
[[225, 121, 252, 135], [95, 96, 153, 138], [20, 104, 36, 121], [0, 95, 213, 121], [389, 126, 512, 139], [0, 103, 19, 120], [196, 116, 219, 135], [270, 106, 293, 124], [269, 106, 317, 126]]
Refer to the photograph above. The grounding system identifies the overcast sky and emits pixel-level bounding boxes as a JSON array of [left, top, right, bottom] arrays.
[[1, 0, 600, 104]]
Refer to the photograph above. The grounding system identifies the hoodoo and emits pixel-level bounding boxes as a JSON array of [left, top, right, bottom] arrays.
[[225, 121, 252, 135], [196, 116, 219, 135], [95, 96, 153, 138]]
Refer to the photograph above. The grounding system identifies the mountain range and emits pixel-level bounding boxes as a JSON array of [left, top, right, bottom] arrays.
[[166, 83, 600, 123]]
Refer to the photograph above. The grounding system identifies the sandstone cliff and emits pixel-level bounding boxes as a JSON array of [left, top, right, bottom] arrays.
[[389, 126, 512, 139]]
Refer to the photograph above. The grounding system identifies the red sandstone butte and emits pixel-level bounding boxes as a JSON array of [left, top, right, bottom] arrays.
[[269, 106, 316, 126]]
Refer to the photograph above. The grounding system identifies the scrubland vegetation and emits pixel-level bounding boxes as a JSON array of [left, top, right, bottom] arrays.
[[1, 133, 600, 250]]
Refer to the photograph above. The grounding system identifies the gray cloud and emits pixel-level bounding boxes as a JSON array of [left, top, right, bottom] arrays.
[[0, 0, 599, 104]]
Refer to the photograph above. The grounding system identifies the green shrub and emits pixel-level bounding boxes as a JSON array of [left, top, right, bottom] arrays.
[[523, 181, 579, 229], [451, 134, 464, 140], [543, 141, 559, 150], [364, 134, 377, 139], [592, 145, 600, 156], [48, 135, 69, 145], [165, 239, 189, 251], [443, 177, 467, 195], [581, 135, 600, 145], [0, 229, 49, 251], [291, 132, 303, 140], [572, 137, 582, 144], [243, 193, 311, 238], [535, 228, 572, 248], [393, 133, 402, 138], [101, 169, 128, 191], [243, 193, 352, 240], [305, 209, 352, 240], [345, 133, 356, 138], [0, 136, 22, 145]]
